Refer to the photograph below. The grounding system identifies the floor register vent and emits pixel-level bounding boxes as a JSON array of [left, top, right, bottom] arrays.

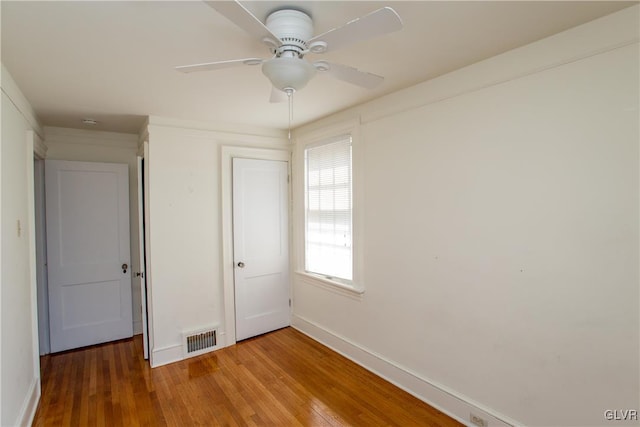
[[182, 327, 219, 358]]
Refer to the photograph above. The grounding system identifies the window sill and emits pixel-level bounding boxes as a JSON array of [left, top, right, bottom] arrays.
[[296, 271, 364, 299]]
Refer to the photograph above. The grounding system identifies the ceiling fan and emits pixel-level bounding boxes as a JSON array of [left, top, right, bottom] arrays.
[[176, 1, 403, 102]]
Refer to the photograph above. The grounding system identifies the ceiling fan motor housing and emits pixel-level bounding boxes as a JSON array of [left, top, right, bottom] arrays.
[[265, 9, 314, 56]]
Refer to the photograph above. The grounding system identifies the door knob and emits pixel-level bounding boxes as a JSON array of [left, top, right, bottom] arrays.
[[122, 263, 128, 273], [237, 262, 245, 268]]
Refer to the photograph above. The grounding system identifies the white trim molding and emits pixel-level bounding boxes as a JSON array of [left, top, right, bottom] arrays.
[[295, 271, 364, 300], [137, 117, 149, 156], [147, 123, 290, 151], [44, 126, 138, 148], [31, 131, 48, 159], [1, 64, 44, 138], [150, 344, 183, 368], [14, 378, 41, 427], [148, 115, 287, 142], [25, 132, 43, 427]]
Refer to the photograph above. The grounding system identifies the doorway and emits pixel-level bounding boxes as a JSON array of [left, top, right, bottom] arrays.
[[232, 158, 290, 341], [221, 147, 291, 346]]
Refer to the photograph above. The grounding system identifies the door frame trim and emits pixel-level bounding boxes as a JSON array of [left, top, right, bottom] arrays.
[[220, 146, 290, 347], [136, 154, 150, 360], [34, 157, 50, 355]]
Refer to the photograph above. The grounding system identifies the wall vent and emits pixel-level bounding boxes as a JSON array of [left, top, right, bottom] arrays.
[[182, 327, 218, 358]]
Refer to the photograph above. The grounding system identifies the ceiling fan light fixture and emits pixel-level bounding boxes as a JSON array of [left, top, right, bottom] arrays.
[[262, 57, 316, 92]]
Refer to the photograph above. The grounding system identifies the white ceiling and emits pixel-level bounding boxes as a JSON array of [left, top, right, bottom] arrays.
[[2, 1, 635, 134]]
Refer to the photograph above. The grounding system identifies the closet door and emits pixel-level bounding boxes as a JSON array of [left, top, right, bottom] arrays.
[[46, 160, 132, 352]]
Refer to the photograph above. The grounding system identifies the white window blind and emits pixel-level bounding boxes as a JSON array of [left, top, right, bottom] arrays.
[[305, 135, 352, 281]]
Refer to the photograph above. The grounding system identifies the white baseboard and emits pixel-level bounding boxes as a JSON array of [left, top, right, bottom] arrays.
[[150, 343, 183, 368], [16, 377, 41, 427], [292, 315, 521, 427], [149, 331, 231, 368]]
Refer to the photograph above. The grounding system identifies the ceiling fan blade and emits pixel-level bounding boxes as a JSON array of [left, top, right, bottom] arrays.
[[308, 7, 402, 54], [175, 58, 263, 73], [317, 61, 384, 89], [204, 1, 282, 47], [269, 86, 288, 103]]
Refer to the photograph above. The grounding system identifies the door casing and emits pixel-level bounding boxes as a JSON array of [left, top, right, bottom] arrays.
[[137, 155, 150, 359]]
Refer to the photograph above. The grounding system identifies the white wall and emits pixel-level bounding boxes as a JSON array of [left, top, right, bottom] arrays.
[[292, 6, 639, 427], [145, 117, 289, 366], [1, 66, 42, 426], [45, 127, 143, 335]]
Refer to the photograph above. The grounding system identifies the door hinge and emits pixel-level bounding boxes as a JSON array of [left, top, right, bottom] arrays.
[[287, 175, 290, 184], [289, 298, 291, 307]]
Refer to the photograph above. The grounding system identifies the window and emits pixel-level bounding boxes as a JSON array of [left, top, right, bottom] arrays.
[[304, 134, 352, 283]]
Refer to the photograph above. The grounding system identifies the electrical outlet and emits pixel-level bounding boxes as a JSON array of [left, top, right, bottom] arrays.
[[470, 413, 488, 427]]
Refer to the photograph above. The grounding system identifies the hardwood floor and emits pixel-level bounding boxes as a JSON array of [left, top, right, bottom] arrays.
[[33, 327, 462, 426]]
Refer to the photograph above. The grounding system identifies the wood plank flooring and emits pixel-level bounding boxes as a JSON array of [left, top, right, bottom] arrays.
[[33, 327, 462, 426]]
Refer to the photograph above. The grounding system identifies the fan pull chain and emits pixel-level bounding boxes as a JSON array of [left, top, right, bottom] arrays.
[[287, 90, 293, 143]]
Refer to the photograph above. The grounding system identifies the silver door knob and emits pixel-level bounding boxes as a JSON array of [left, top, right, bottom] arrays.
[[237, 262, 245, 268]]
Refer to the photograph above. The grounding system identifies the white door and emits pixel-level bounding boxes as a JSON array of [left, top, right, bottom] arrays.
[[233, 158, 290, 341], [46, 160, 133, 353]]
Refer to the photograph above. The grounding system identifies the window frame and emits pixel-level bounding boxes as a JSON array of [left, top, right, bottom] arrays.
[[294, 119, 364, 296]]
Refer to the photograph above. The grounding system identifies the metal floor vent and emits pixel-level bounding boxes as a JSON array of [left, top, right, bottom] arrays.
[[182, 328, 218, 358]]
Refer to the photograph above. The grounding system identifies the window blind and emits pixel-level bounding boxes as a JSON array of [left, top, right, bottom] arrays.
[[305, 135, 352, 281]]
